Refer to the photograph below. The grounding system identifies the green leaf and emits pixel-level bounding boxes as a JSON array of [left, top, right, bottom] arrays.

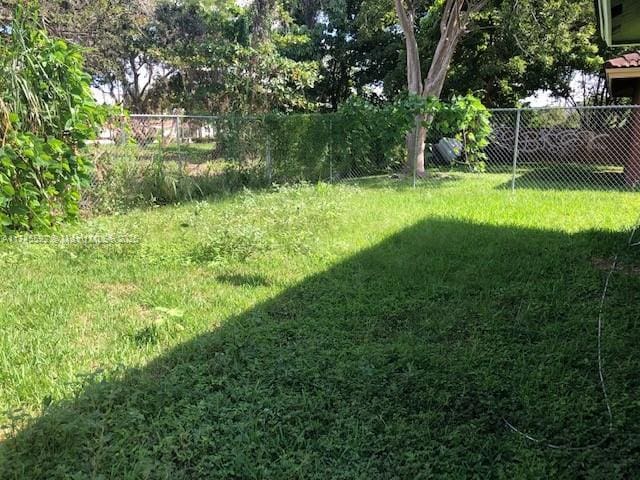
[[3, 184, 16, 197]]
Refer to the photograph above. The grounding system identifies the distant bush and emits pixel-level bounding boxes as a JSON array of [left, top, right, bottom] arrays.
[[257, 94, 492, 179], [330, 97, 418, 177], [428, 94, 492, 172], [212, 96, 422, 183], [0, 5, 104, 231]]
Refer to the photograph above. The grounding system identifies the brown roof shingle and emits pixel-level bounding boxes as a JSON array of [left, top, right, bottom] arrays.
[[606, 52, 640, 69]]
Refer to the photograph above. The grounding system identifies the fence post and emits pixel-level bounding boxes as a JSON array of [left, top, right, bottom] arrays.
[[412, 117, 420, 189], [176, 115, 183, 166], [120, 115, 127, 146], [328, 117, 334, 183], [413, 148, 417, 189], [176, 115, 181, 148], [511, 109, 521, 192], [265, 136, 272, 184]]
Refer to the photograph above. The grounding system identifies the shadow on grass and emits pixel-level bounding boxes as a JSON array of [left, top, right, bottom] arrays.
[[344, 172, 464, 190], [2, 219, 640, 478], [495, 163, 629, 192]]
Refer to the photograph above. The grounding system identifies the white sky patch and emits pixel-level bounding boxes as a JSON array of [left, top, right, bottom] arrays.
[[91, 87, 117, 105], [525, 90, 563, 107], [524, 72, 603, 107]]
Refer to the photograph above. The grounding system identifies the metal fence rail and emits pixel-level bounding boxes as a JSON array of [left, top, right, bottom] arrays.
[[93, 106, 640, 192]]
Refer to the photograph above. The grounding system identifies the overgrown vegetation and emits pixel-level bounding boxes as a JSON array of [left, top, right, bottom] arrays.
[[429, 94, 493, 171], [2, 177, 640, 477], [0, 5, 103, 231], [87, 152, 214, 214], [85, 94, 492, 215]]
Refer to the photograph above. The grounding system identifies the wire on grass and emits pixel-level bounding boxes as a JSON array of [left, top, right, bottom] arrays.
[[503, 216, 640, 451]]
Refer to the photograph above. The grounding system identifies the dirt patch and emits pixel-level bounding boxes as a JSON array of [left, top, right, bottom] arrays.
[[92, 282, 138, 298], [183, 162, 227, 177], [126, 304, 154, 320], [591, 257, 640, 276]]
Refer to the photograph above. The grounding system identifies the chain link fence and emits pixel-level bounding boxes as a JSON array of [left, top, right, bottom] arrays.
[[92, 106, 640, 194], [93, 114, 332, 187], [485, 106, 640, 191]]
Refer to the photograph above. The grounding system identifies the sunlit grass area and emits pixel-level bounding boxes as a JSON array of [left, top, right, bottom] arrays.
[[2, 174, 640, 478]]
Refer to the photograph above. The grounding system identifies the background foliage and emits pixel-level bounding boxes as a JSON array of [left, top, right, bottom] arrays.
[[428, 95, 492, 171], [0, 5, 104, 231], [10, 0, 617, 114], [207, 94, 492, 184]]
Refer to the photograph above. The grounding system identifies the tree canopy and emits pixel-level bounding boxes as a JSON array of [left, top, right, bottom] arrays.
[[17, 0, 617, 113]]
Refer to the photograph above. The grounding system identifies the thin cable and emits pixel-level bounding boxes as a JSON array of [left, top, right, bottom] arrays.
[[503, 219, 640, 450], [502, 417, 609, 451], [597, 254, 617, 434]]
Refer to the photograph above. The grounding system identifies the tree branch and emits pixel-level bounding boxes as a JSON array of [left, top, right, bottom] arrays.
[[467, 0, 489, 14], [394, 0, 422, 94], [139, 62, 155, 99]]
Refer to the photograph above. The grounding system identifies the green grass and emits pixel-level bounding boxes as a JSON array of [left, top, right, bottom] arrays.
[[2, 173, 640, 478]]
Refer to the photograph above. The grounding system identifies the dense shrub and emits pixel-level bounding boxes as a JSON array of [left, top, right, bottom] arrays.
[[256, 94, 491, 179], [0, 5, 104, 231], [263, 113, 332, 182], [428, 94, 492, 172], [330, 97, 417, 177]]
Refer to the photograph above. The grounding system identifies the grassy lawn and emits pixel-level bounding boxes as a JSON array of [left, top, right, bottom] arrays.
[[2, 173, 640, 478]]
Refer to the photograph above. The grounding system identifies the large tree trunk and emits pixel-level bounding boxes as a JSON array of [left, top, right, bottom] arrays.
[[394, 0, 424, 175], [251, 0, 276, 46], [406, 121, 427, 176], [395, 0, 486, 176]]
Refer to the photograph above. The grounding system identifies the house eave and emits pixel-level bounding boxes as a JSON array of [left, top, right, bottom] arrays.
[[605, 66, 640, 97], [597, 0, 640, 47]]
